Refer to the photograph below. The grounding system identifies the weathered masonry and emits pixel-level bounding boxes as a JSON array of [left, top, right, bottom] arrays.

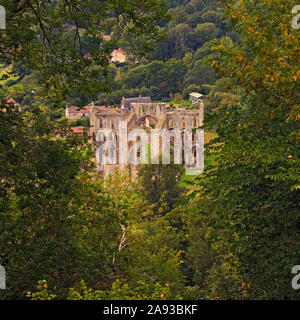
[[90, 101, 204, 177]]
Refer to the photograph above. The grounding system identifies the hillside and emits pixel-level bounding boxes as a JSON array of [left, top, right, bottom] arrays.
[[0, 0, 241, 118]]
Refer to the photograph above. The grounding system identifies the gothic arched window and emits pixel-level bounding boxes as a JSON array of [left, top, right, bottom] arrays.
[[193, 117, 197, 128]]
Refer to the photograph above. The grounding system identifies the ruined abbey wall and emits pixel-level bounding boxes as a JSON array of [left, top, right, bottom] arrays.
[[90, 102, 204, 178]]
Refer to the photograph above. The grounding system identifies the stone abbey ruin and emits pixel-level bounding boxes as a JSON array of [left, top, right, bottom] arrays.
[[89, 97, 204, 177]]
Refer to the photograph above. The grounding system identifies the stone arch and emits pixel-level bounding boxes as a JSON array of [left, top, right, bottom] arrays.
[[146, 115, 158, 128], [193, 117, 197, 128], [136, 114, 158, 128], [169, 119, 175, 129]]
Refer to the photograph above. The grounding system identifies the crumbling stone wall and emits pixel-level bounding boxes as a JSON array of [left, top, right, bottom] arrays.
[[90, 102, 204, 178]]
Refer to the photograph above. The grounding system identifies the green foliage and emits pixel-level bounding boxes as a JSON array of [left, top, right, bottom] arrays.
[[0, 0, 169, 104], [2, 0, 297, 302], [138, 161, 185, 214], [122, 59, 187, 99], [183, 59, 216, 87], [168, 24, 195, 59], [26, 280, 57, 300], [190, 0, 300, 299], [117, 0, 227, 101], [193, 23, 219, 48], [1, 0, 230, 107], [116, 218, 185, 297], [28, 279, 172, 300], [173, 93, 183, 103], [0, 102, 121, 299], [68, 279, 172, 300]]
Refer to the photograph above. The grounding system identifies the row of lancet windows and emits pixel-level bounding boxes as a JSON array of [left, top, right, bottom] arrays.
[[169, 118, 198, 129], [99, 118, 115, 129]]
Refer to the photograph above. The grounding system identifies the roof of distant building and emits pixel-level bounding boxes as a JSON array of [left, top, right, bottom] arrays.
[[112, 48, 124, 55], [189, 92, 204, 99], [121, 96, 152, 111], [67, 105, 106, 114], [71, 127, 84, 133], [7, 98, 21, 106], [70, 127, 85, 136]]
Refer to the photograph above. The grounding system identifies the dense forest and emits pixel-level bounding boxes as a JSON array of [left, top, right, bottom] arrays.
[[0, 0, 241, 118], [0, 0, 299, 300]]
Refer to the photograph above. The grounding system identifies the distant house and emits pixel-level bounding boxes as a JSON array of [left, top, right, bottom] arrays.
[[66, 105, 106, 120], [7, 98, 20, 105], [189, 92, 205, 104], [121, 96, 152, 112], [111, 48, 126, 63]]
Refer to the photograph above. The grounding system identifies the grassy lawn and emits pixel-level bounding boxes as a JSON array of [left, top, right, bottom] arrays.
[[153, 100, 192, 107], [179, 131, 218, 186], [168, 99, 192, 106], [204, 131, 217, 145]]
